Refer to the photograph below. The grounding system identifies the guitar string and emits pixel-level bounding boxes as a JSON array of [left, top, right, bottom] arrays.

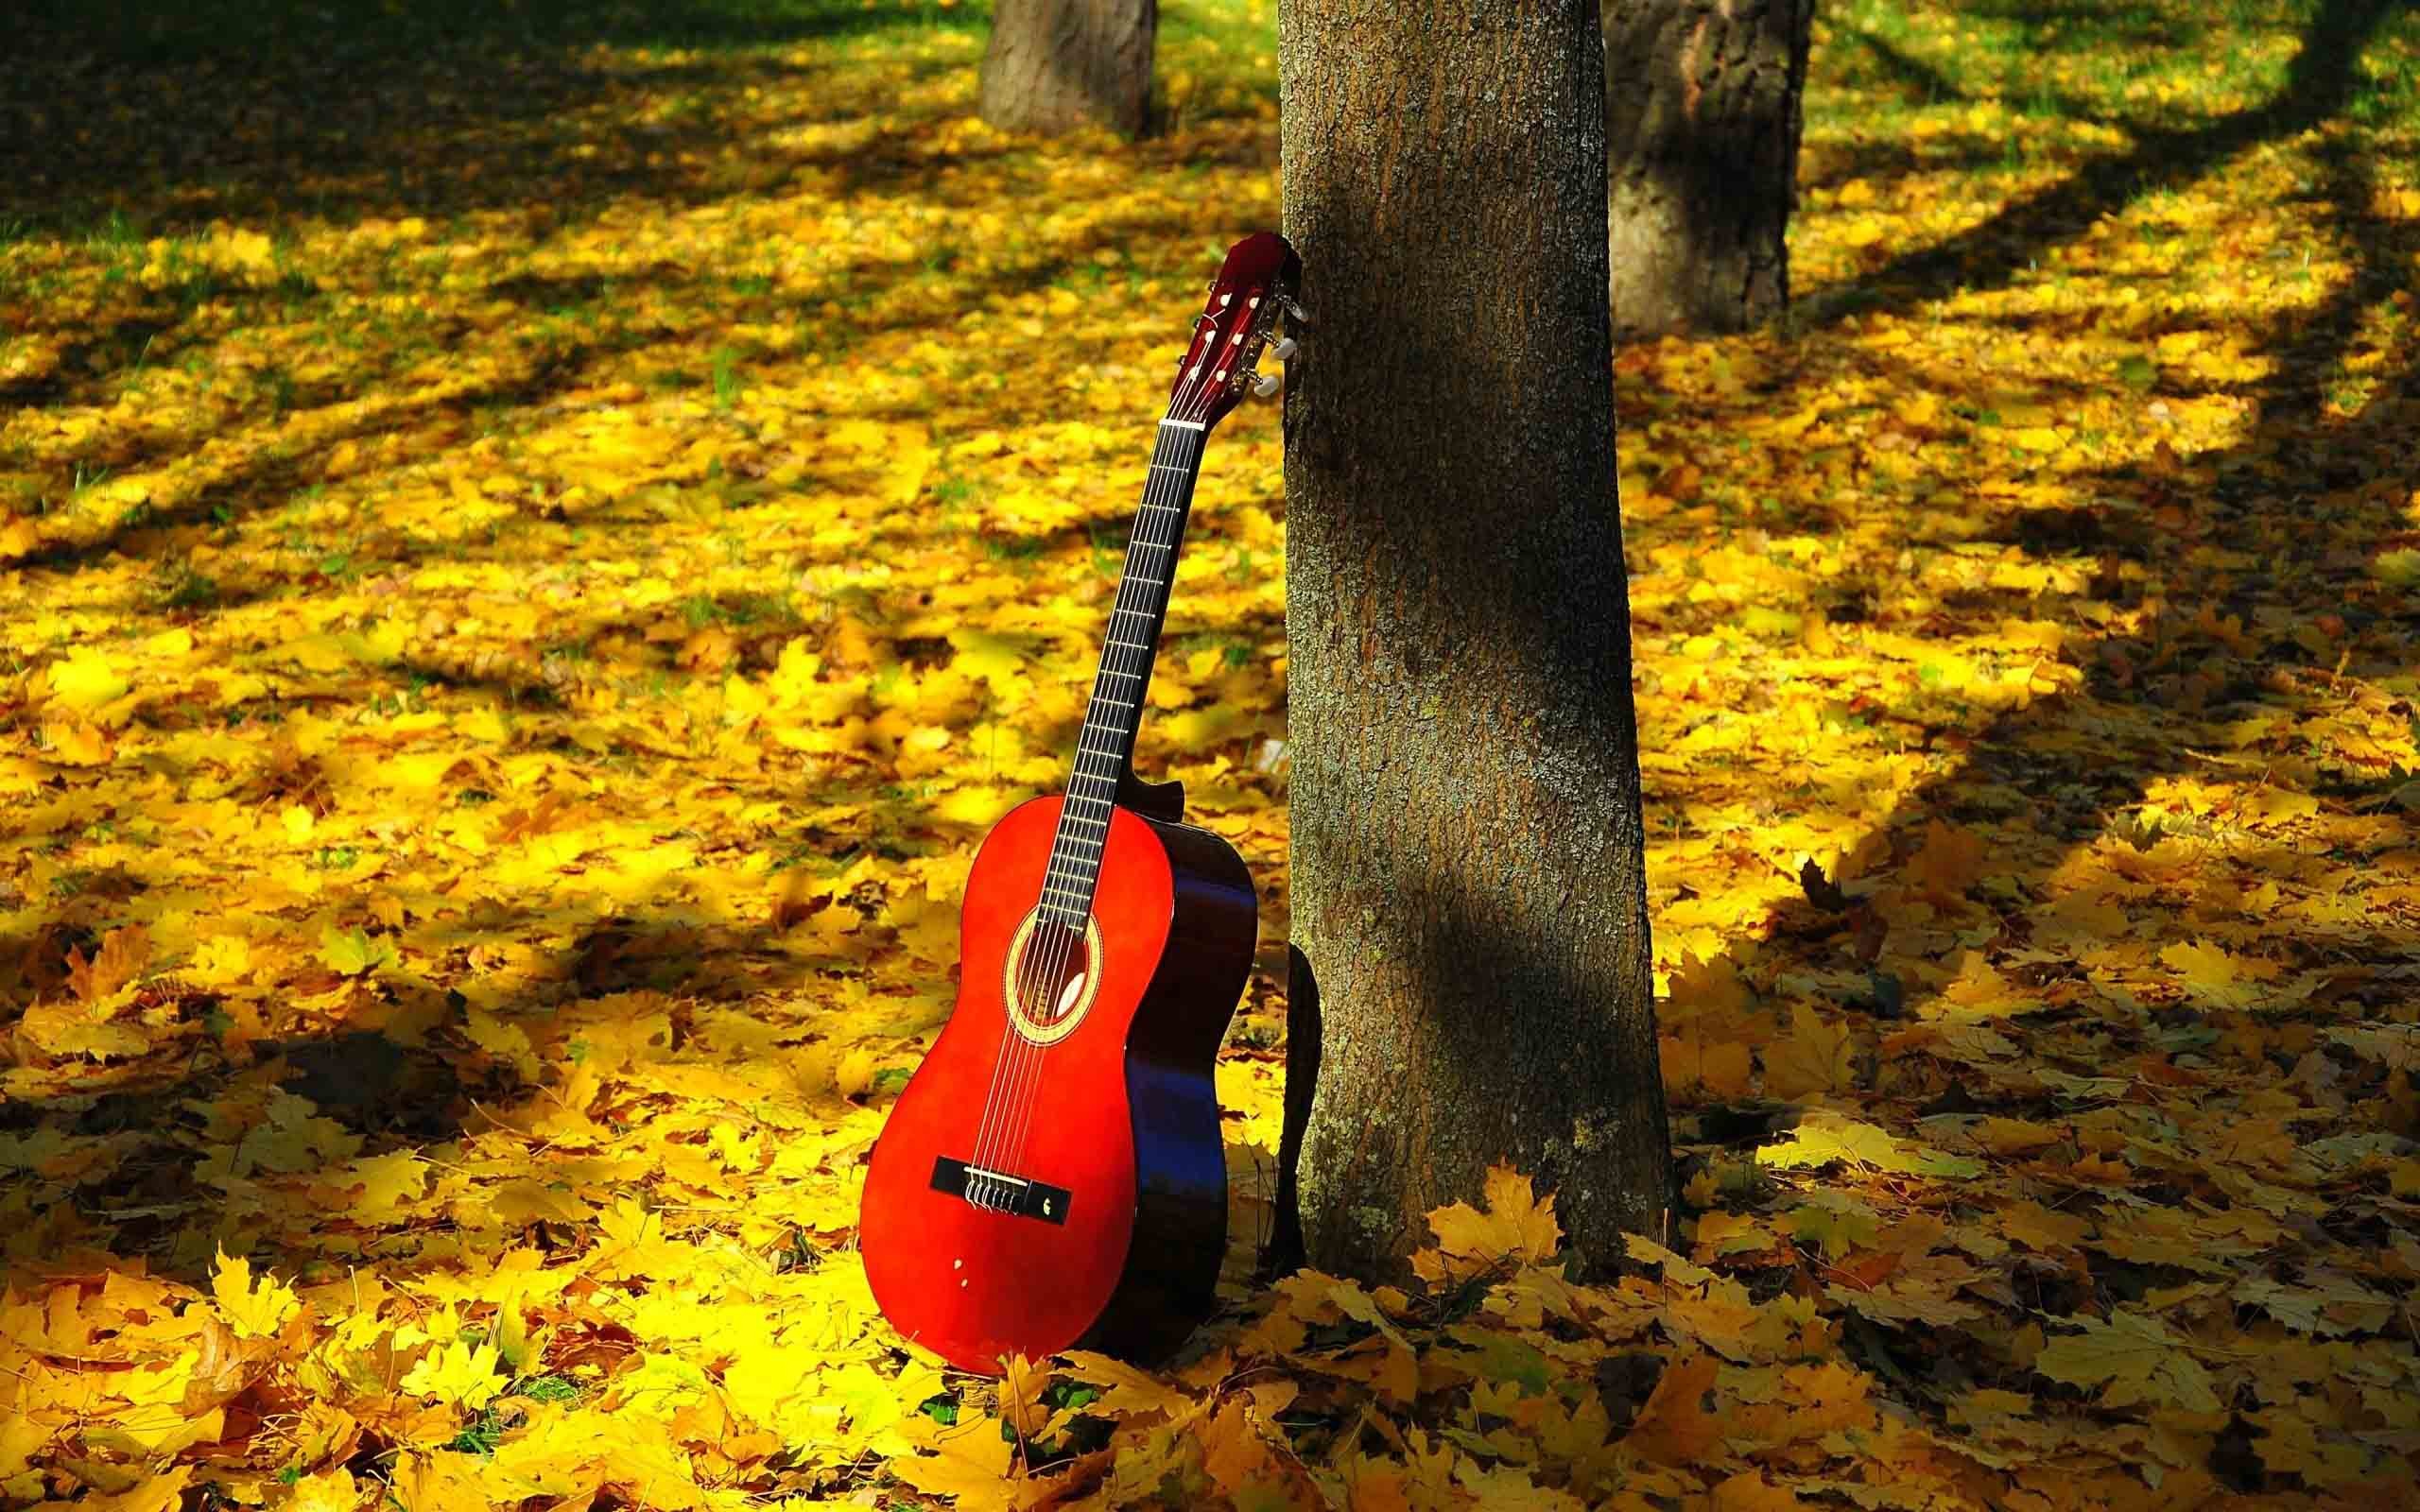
[[968, 301, 1259, 1211], [967, 411, 1191, 1207], [977, 389, 1204, 1201], [982, 337, 1234, 1204], [990, 315, 1255, 1197], [990, 408, 1201, 1202], [963, 418, 1184, 1205]]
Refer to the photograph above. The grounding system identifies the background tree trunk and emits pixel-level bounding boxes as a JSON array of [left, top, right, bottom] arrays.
[[1278, 0, 1671, 1285], [1604, 0, 1812, 337], [979, 0, 1157, 137]]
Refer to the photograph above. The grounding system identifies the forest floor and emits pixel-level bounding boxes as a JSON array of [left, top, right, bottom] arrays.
[[4, 0, 2420, 1507]]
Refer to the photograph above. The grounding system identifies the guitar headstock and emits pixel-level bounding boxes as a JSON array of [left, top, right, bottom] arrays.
[[1167, 232, 1303, 432]]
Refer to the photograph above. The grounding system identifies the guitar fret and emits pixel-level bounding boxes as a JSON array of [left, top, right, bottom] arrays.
[[1149, 463, 1189, 474], [1139, 501, 1182, 514], [1106, 637, 1150, 650], [1100, 668, 1142, 680], [1159, 418, 1205, 431]]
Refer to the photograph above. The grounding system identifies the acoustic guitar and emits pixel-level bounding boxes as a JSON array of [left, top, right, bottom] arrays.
[[857, 232, 1303, 1373]]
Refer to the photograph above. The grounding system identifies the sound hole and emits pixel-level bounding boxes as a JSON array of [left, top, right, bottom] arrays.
[[1017, 919, 1093, 1029]]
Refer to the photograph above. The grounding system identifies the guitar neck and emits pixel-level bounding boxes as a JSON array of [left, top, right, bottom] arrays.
[[1040, 418, 1207, 926]]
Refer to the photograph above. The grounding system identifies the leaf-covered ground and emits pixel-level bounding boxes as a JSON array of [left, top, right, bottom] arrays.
[[5, 0, 2420, 1506]]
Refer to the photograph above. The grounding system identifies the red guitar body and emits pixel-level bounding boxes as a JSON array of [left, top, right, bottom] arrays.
[[858, 795, 1255, 1373]]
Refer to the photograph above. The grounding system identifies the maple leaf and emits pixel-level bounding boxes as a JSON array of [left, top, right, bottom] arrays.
[[1997, 1200, 2091, 1252], [1322, 1313, 1420, 1404], [285, 1468, 359, 1512], [65, 925, 148, 1003], [1667, 951, 1754, 1016], [946, 627, 1027, 696], [1661, 1023, 1755, 1103], [174, 1312, 266, 1416], [890, 1413, 1018, 1503], [1787, 1197, 1879, 1261], [400, 1337, 506, 1410], [1411, 1164, 1562, 1283], [1969, 1117, 2063, 1156], [16, 999, 150, 1061], [1456, 1460, 1587, 1510], [1336, 1456, 1416, 1512], [211, 1248, 302, 1340], [36, 716, 115, 765], [2034, 1309, 2219, 1411], [1622, 1349, 1721, 1465], [1055, 1349, 1194, 1421], [1763, 1003, 1857, 1101], [2235, 1272, 2394, 1338], [319, 924, 396, 977], [998, 1353, 1054, 1440], [1757, 1112, 1982, 1179], [45, 645, 130, 713], [2158, 939, 2277, 1010], [2251, 1401, 2377, 1487], [1200, 1394, 1323, 1511], [1711, 1472, 1808, 1512], [588, 1194, 693, 1280]]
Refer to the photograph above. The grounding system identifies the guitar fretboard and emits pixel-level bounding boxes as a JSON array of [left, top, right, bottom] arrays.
[[1037, 418, 1206, 925]]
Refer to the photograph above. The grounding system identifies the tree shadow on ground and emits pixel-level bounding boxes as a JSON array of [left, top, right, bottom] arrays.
[[1673, 13, 2420, 1142], [1794, 0, 2408, 330], [0, 898, 879, 1283], [3, 187, 1206, 576], [0, 0, 983, 235]]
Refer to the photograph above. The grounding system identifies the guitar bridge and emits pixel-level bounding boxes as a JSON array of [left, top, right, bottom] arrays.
[[931, 1156, 1070, 1225]]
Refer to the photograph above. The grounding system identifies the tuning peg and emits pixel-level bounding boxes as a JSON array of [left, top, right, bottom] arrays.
[[1250, 370, 1282, 400], [1279, 293, 1312, 326], [1270, 336, 1299, 362]]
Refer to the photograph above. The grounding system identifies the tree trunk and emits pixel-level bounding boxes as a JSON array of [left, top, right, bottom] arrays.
[[1278, 0, 1670, 1285], [1603, 0, 1812, 337], [979, 0, 1157, 137]]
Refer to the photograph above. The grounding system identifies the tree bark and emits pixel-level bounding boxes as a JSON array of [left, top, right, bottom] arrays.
[[979, 0, 1157, 137], [1278, 0, 1670, 1285], [1603, 0, 1812, 337]]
